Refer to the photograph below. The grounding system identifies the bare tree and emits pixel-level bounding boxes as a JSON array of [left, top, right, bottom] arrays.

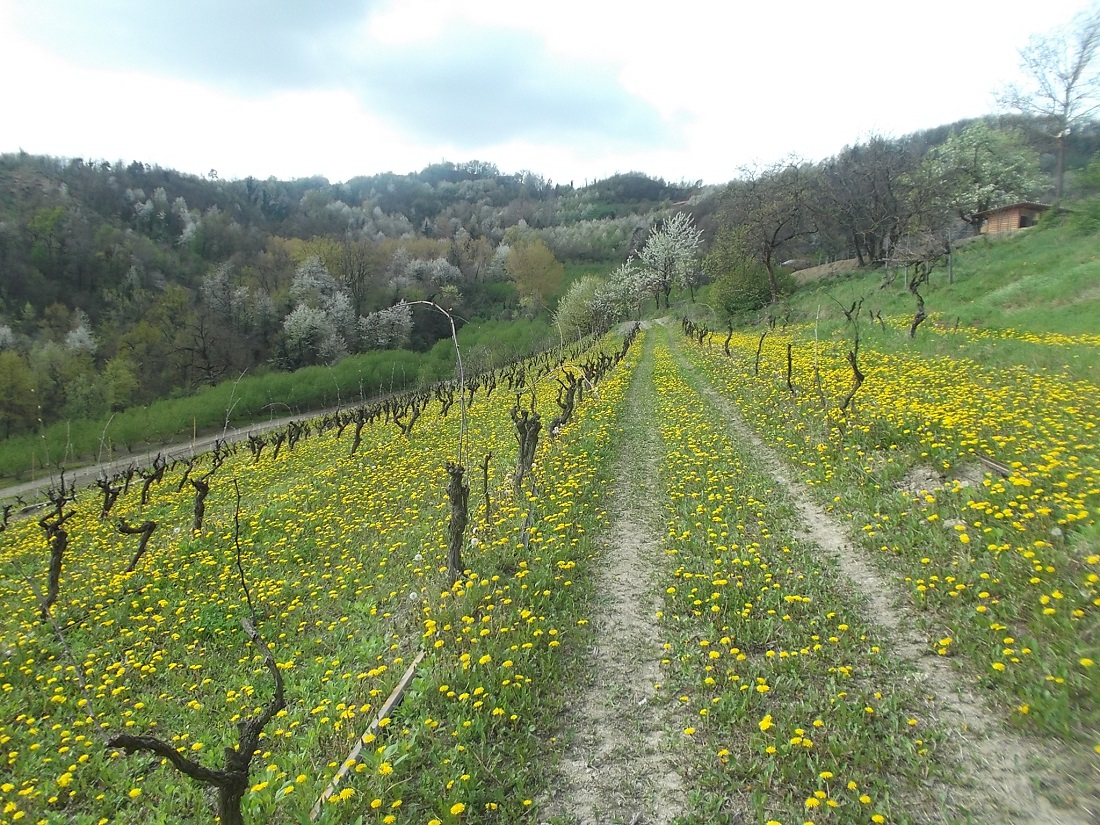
[[716, 161, 817, 303], [818, 137, 918, 266], [885, 232, 949, 337], [1000, 7, 1100, 197]]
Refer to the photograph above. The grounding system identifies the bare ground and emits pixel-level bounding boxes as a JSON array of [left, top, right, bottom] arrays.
[[540, 337, 686, 825], [672, 341, 1099, 825]]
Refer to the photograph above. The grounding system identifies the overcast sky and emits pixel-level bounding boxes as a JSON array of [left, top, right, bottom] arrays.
[[0, 0, 1094, 186]]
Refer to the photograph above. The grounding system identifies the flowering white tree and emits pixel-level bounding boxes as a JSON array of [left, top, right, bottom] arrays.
[[554, 276, 604, 340], [64, 309, 96, 354], [553, 257, 654, 339], [358, 301, 414, 349], [285, 256, 358, 358], [280, 305, 345, 368], [635, 212, 703, 307], [606, 259, 649, 320]]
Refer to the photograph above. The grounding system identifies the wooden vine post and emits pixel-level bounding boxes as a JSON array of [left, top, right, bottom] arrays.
[[908, 266, 929, 338], [39, 474, 76, 620], [138, 453, 167, 506], [786, 342, 795, 394], [96, 475, 122, 519], [309, 651, 425, 819], [481, 451, 492, 526], [446, 461, 469, 585], [754, 329, 768, 376], [191, 475, 211, 532], [39, 510, 74, 619]]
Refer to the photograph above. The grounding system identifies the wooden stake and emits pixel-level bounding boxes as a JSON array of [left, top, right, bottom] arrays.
[[309, 651, 425, 820]]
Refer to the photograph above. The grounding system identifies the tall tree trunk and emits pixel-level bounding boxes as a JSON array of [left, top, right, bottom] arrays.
[[1056, 130, 1066, 200], [766, 261, 779, 304]]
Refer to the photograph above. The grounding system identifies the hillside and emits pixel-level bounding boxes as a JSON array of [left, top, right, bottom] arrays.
[[786, 224, 1100, 337], [2, 114, 1098, 480]]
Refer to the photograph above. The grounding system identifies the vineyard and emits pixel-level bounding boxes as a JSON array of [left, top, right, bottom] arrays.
[[1, 317, 1097, 825]]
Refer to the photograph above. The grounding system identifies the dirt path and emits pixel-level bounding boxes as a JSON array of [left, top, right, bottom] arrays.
[[541, 333, 685, 825], [670, 334, 1097, 825]]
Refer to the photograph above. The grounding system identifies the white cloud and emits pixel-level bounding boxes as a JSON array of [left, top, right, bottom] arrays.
[[1, 0, 1095, 185]]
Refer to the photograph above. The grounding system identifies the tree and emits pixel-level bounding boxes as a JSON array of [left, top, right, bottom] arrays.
[[358, 301, 414, 349], [704, 229, 772, 317], [0, 350, 36, 437], [504, 238, 564, 305], [635, 211, 703, 308], [278, 305, 340, 369], [554, 275, 605, 340], [103, 356, 139, 411], [1001, 7, 1100, 197], [918, 122, 1042, 232], [600, 260, 648, 322], [715, 163, 815, 303], [819, 137, 918, 267]]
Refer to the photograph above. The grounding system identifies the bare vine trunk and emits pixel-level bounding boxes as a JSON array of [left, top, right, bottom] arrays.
[[511, 408, 542, 494], [446, 462, 469, 585]]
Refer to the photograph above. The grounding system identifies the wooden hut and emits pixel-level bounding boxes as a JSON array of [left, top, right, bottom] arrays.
[[975, 202, 1050, 234]]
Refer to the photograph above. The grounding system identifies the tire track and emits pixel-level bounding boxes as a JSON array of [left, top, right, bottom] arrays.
[[541, 332, 685, 825]]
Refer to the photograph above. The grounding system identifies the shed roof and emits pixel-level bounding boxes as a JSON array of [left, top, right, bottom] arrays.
[[973, 201, 1051, 219]]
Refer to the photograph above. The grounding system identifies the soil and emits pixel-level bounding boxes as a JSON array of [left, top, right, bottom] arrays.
[[791, 258, 861, 284]]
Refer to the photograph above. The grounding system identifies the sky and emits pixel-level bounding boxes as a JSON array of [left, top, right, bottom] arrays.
[[0, 0, 1094, 187]]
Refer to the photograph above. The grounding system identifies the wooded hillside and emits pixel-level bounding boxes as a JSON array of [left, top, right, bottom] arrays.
[[0, 113, 1096, 440]]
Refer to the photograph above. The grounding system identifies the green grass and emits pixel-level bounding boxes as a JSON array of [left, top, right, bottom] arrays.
[[790, 221, 1100, 338], [647, 335, 957, 825], [772, 222, 1100, 384]]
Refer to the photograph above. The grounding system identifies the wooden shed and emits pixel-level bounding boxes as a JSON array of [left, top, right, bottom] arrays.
[[975, 202, 1050, 234]]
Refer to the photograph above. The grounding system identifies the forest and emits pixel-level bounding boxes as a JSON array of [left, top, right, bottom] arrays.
[[0, 113, 1097, 443]]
